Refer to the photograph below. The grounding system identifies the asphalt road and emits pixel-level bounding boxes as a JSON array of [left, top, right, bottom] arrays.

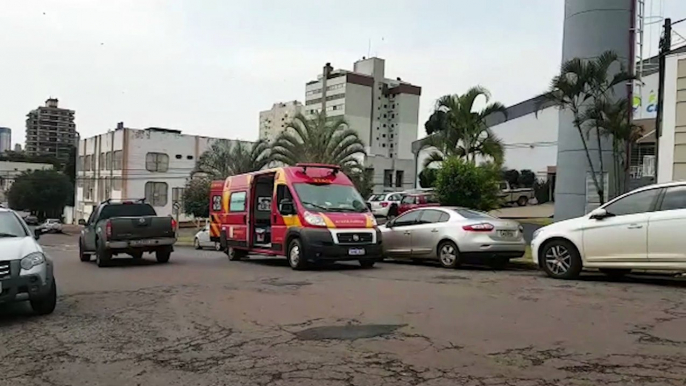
[[2, 233, 686, 386]]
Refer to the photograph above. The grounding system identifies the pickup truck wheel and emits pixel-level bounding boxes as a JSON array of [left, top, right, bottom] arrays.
[[79, 240, 91, 262], [96, 242, 112, 267], [156, 247, 172, 263], [30, 278, 57, 315], [517, 196, 529, 206]]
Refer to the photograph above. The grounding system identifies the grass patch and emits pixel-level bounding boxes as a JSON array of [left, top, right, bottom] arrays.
[[519, 218, 553, 226]]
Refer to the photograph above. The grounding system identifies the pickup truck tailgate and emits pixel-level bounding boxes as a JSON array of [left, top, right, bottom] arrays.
[[109, 216, 175, 240]]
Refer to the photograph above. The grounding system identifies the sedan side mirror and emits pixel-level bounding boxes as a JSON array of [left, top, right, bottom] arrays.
[[78, 219, 86, 226], [589, 208, 610, 220]]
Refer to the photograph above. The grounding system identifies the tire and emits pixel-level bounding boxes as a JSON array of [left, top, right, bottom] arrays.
[[540, 239, 583, 280], [437, 240, 460, 269], [156, 247, 172, 263], [517, 196, 529, 207], [96, 241, 112, 268], [227, 247, 247, 261], [359, 259, 375, 268], [130, 251, 143, 260], [287, 238, 308, 270], [488, 257, 509, 270], [600, 268, 631, 279], [30, 278, 57, 315], [78, 240, 91, 262], [194, 238, 202, 250]]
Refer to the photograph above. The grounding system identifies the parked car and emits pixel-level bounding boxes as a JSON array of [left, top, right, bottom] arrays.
[[499, 181, 535, 206], [194, 224, 221, 251], [532, 181, 686, 280], [381, 207, 525, 269], [397, 192, 440, 215], [78, 199, 177, 267], [367, 192, 404, 218], [37, 219, 63, 233], [24, 215, 39, 225], [0, 208, 57, 315]]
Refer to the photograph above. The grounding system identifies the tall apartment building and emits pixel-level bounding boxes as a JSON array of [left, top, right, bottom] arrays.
[[25, 98, 77, 160], [75, 124, 246, 222], [259, 101, 303, 141], [0, 127, 11, 153], [304, 57, 421, 193]]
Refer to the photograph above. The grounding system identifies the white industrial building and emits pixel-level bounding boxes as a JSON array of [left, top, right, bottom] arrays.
[[75, 124, 244, 222], [305, 57, 421, 193], [258, 101, 304, 142]]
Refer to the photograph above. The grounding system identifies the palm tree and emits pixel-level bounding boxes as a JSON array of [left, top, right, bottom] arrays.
[[422, 86, 507, 168], [270, 112, 367, 175], [540, 50, 636, 203], [585, 98, 642, 195], [194, 139, 271, 180]]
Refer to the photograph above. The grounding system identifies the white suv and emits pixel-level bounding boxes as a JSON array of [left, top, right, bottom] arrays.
[[367, 193, 404, 218], [532, 181, 686, 280]]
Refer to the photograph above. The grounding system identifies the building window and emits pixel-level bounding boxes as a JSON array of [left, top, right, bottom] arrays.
[[77, 156, 84, 172], [187, 155, 194, 160], [113, 150, 123, 170], [382, 134, 386, 138], [382, 143, 386, 147], [84, 155, 91, 171], [99, 153, 106, 170], [106, 152, 112, 169], [145, 182, 168, 206], [172, 187, 185, 207], [175, 154, 182, 159], [229, 191, 247, 212], [383, 170, 393, 187], [112, 177, 122, 191], [395, 170, 404, 187], [145, 152, 169, 172]]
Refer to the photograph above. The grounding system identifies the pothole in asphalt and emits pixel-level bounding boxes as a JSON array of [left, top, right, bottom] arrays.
[[294, 324, 406, 341], [262, 278, 312, 288], [433, 275, 469, 281]]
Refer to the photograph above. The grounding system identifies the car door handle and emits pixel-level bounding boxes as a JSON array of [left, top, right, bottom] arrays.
[[404, 231, 411, 235], [431, 229, 439, 233], [627, 224, 643, 229]]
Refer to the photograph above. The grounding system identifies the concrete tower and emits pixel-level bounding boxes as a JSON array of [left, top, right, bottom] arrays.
[[555, 0, 634, 220]]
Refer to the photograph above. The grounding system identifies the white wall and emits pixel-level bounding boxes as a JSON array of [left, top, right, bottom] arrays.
[[395, 93, 420, 160], [658, 52, 686, 183]]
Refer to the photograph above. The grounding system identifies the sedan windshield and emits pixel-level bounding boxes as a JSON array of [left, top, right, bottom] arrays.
[[0, 212, 30, 237], [293, 183, 368, 213]]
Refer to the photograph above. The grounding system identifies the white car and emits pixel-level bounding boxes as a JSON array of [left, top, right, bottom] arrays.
[[367, 192, 404, 218], [532, 181, 686, 280], [37, 219, 63, 233], [194, 224, 221, 251], [0, 208, 57, 315]]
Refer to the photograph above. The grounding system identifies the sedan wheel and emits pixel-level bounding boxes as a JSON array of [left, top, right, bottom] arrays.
[[438, 241, 460, 268], [194, 238, 201, 250], [541, 240, 582, 280]]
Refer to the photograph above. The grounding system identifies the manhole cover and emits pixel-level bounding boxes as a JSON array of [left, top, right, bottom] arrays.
[[294, 324, 405, 341]]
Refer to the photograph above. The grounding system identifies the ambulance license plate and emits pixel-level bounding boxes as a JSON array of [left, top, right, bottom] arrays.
[[348, 248, 365, 256]]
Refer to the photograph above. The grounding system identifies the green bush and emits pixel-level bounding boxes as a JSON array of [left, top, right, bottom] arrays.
[[534, 179, 552, 204], [436, 157, 501, 211], [418, 168, 438, 188]]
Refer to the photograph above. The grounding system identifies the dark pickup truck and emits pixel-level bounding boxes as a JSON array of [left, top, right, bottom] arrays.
[[78, 199, 177, 267]]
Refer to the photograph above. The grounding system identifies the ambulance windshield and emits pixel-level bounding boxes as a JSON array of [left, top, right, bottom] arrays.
[[293, 183, 367, 213]]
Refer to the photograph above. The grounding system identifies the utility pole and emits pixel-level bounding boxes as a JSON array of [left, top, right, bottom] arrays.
[[320, 63, 333, 116], [655, 17, 672, 179]]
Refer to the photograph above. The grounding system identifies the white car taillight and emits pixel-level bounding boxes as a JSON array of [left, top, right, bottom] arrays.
[[462, 223, 494, 232]]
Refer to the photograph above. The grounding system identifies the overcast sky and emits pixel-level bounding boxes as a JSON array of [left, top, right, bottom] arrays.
[[2, 0, 685, 147]]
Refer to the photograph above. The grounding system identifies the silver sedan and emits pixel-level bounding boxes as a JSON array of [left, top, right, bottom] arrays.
[[380, 207, 526, 269]]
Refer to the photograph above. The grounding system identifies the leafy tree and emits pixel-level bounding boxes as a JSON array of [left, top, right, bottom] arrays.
[[424, 110, 447, 135], [182, 178, 211, 218], [63, 146, 77, 206], [348, 169, 374, 199], [435, 157, 501, 211], [194, 139, 271, 180], [422, 86, 506, 168], [517, 169, 536, 188], [540, 50, 635, 203], [418, 168, 438, 188], [271, 112, 367, 175], [502, 169, 520, 188], [8, 170, 73, 219]]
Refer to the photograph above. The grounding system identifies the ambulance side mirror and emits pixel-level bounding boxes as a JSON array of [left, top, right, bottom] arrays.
[[279, 199, 296, 215]]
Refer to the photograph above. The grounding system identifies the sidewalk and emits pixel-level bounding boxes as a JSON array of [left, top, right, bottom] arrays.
[[489, 203, 554, 219]]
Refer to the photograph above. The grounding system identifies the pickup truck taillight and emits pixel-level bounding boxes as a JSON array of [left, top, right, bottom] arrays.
[[171, 218, 177, 231], [105, 220, 112, 239]]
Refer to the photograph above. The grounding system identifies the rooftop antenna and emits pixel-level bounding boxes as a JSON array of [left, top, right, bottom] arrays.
[[367, 38, 371, 58]]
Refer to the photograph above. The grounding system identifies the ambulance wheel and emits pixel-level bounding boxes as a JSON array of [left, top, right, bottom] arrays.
[[228, 247, 247, 261], [288, 238, 308, 270]]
